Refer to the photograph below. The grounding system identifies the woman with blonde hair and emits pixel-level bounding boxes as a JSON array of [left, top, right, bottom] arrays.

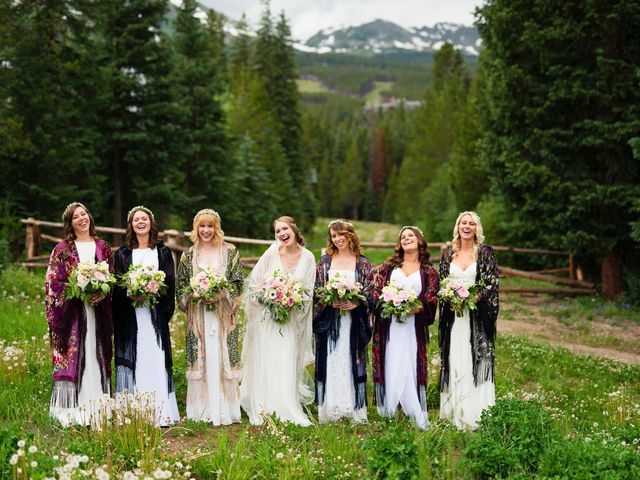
[[313, 219, 372, 423], [438, 211, 499, 430], [240, 216, 316, 426], [176, 209, 244, 425]]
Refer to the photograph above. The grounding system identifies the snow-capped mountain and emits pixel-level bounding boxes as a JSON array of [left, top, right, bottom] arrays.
[[300, 19, 481, 56]]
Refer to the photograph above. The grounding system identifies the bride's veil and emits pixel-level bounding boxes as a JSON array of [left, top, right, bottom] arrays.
[[240, 240, 315, 406]]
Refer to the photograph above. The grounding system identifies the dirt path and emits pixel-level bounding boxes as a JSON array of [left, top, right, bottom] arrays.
[[500, 293, 640, 364]]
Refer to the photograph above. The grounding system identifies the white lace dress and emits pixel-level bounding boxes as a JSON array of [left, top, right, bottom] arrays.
[[186, 255, 241, 425], [378, 268, 430, 430], [318, 268, 367, 424], [50, 241, 107, 427], [439, 262, 495, 429], [117, 247, 180, 426]]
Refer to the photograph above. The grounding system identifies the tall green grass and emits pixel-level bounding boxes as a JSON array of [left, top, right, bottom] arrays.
[[1, 266, 639, 478]]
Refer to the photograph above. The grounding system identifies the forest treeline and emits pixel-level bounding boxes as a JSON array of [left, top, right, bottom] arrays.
[[1, 0, 639, 297]]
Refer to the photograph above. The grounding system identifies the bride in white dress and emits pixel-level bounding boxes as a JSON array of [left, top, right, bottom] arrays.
[[438, 211, 499, 430], [240, 216, 316, 426], [176, 209, 245, 425], [313, 220, 372, 424]]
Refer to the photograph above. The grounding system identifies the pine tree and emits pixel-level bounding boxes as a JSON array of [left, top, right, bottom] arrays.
[[98, 0, 178, 226], [172, 0, 231, 221], [391, 43, 470, 224], [0, 0, 103, 219], [477, 0, 640, 297]]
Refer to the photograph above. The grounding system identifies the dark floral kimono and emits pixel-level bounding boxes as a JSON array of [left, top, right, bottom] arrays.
[[45, 240, 113, 407], [438, 244, 499, 391], [313, 254, 372, 410], [113, 243, 175, 394], [176, 244, 244, 405], [367, 264, 439, 408]]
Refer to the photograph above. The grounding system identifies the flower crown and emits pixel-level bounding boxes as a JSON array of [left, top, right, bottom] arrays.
[[127, 205, 155, 222], [61, 202, 89, 222], [194, 208, 221, 223], [328, 219, 354, 229], [401, 225, 424, 237]]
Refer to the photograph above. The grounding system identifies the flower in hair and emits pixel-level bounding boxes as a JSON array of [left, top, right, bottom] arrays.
[[401, 225, 424, 237], [194, 208, 221, 222], [127, 205, 154, 222], [62, 202, 88, 222], [328, 219, 354, 229]]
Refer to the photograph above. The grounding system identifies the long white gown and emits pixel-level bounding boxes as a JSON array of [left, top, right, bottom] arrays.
[[378, 268, 430, 430], [121, 247, 180, 426], [439, 262, 495, 429], [50, 241, 107, 427], [318, 268, 367, 424], [186, 255, 241, 425], [240, 244, 315, 426]]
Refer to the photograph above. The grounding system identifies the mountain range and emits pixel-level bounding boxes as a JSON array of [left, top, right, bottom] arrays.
[[298, 19, 481, 56]]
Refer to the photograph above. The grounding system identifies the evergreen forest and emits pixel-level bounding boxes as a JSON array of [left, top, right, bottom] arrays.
[[1, 0, 639, 297]]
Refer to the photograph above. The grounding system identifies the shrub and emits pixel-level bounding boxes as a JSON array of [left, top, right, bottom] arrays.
[[362, 420, 420, 479], [464, 398, 557, 479], [538, 435, 640, 479]]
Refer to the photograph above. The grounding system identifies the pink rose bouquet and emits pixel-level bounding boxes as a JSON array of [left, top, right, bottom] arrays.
[[65, 260, 116, 302], [119, 264, 167, 308], [188, 267, 232, 309], [379, 281, 422, 323], [437, 276, 484, 317], [257, 269, 308, 327], [315, 272, 366, 315]]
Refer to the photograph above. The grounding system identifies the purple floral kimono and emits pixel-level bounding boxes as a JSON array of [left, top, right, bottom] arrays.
[[44, 240, 113, 406]]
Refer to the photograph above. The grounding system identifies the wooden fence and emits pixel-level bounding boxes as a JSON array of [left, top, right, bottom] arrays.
[[20, 218, 596, 295]]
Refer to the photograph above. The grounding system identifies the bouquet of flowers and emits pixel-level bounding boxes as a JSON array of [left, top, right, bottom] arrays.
[[119, 264, 167, 308], [257, 269, 308, 327], [189, 266, 233, 308], [315, 272, 366, 315], [378, 282, 422, 323], [65, 261, 116, 303], [437, 277, 484, 317]]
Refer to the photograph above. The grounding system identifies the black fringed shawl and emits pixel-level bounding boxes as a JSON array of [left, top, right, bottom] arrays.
[[368, 264, 439, 407], [438, 244, 499, 391], [312, 254, 372, 409], [113, 243, 176, 394]]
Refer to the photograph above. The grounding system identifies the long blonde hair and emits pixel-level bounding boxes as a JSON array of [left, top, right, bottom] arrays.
[[451, 211, 484, 260], [190, 209, 224, 247]]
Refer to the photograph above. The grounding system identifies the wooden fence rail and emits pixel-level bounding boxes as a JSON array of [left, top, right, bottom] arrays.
[[19, 218, 593, 295]]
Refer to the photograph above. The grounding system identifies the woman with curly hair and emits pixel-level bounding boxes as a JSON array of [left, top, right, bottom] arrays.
[[313, 219, 372, 423], [368, 226, 439, 429]]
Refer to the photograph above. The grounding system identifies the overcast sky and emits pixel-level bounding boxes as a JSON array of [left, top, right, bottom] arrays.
[[199, 1, 484, 42]]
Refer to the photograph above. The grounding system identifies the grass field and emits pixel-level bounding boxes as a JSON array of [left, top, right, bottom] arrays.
[[296, 79, 331, 94], [364, 81, 394, 106], [1, 219, 640, 478]]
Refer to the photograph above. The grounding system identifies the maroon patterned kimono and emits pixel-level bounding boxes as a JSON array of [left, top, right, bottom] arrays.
[[367, 264, 439, 407], [45, 240, 113, 406]]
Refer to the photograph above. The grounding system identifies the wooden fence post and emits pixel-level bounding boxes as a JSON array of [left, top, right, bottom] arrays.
[[25, 218, 35, 261], [163, 229, 182, 267]]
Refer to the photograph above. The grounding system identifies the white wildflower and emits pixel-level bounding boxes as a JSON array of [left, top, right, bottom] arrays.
[[29, 445, 37, 454]]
